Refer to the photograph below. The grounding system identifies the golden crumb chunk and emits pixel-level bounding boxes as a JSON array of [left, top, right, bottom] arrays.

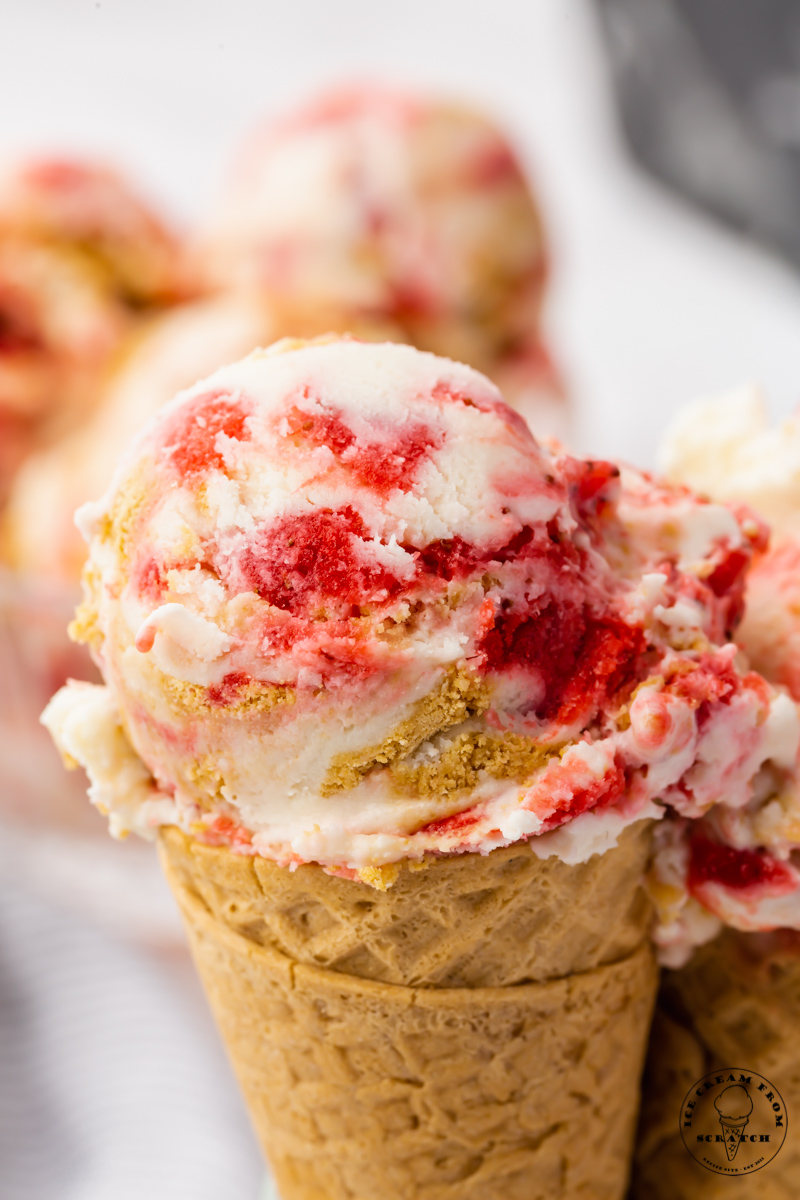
[[392, 729, 559, 797], [68, 562, 104, 649], [100, 473, 150, 563], [322, 665, 491, 795], [356, 863, 402, 890], [155, 670, 296, 718]]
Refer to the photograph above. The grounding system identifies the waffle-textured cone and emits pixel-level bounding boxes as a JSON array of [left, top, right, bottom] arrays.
[[159, 822, 658, 1199], [159, 820, 654, 987], [632, 929, 800, 1198]]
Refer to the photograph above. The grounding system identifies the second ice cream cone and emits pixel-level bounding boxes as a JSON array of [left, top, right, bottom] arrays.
[[632, 930, 800, 1197]]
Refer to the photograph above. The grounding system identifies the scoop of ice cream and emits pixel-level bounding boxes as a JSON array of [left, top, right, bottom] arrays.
[[715, 1085, 753, 1121], [196, 87, 548, 373], [0, 239, 126, 423], [659, 386, 800, 539], [662, 389, 800, 703], [0, 158, 188, 306], [0, 238, 129, 506], [649, 389, 800, 964], [0, 156, 191, 504], [44, 340, 797, 883], [3, 291, 279, 580]]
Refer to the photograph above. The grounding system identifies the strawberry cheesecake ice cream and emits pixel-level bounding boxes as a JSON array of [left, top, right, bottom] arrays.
[[0, 156, 188, 504], [0, 238, 127, 506], [632, 397, 800, 1200], [0, 157, 187, 307], [196, 86, 564, 435], [646, 387, 800, 966], [661, 385, 800, 703], [42, 341, 796, 882], [40, 340, 800, 1200]]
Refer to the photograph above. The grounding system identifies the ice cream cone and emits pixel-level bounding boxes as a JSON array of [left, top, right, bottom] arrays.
[[714, 1086, 752, 1162], [632, 929, 800, 1197], [159, 820, 658, 1200], [42, 340, 787, 1198], [718, 1118, 748, 1161]]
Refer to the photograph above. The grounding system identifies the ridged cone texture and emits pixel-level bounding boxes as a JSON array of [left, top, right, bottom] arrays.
[[632, 928, 800, 1198], [159, 820, 658, 1199]]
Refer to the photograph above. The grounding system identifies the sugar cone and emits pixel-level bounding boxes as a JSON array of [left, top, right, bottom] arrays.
[[159, 821, 659, 1200], [159, 820, 655, 988], [632, 929, 800, 1198]]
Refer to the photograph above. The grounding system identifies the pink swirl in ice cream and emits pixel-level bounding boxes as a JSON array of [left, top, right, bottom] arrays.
[[42, 341, 796, 884]]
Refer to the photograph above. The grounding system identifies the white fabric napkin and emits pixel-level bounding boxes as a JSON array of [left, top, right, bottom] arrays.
[[0, 876, 266, 1200]]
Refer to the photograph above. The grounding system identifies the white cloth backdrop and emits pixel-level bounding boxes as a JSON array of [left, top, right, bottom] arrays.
[[1, 0, 799, 464], [0, 881, 263, 1200], [2, 1, 800, 1196]]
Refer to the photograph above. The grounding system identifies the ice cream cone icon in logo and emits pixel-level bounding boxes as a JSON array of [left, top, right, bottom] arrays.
[[680, 1068, 787, 1174], [714, 1085, 753, 1161]]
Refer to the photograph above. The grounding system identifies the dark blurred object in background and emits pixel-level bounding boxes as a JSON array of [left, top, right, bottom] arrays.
[[594, 0, 800, 267]]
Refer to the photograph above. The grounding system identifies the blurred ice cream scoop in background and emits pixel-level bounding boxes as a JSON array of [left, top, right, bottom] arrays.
[[0, 159, 193, 936], [3, 292, 278, 583], [0, 157, 188, 509], [0, 237, 127, 508], [194, 85, 566, 436], [0, 158, 190, 307]]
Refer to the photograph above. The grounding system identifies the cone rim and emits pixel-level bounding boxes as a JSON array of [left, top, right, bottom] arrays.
[[159, 816, 655, 887], [161, 837, 657, 1008]]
